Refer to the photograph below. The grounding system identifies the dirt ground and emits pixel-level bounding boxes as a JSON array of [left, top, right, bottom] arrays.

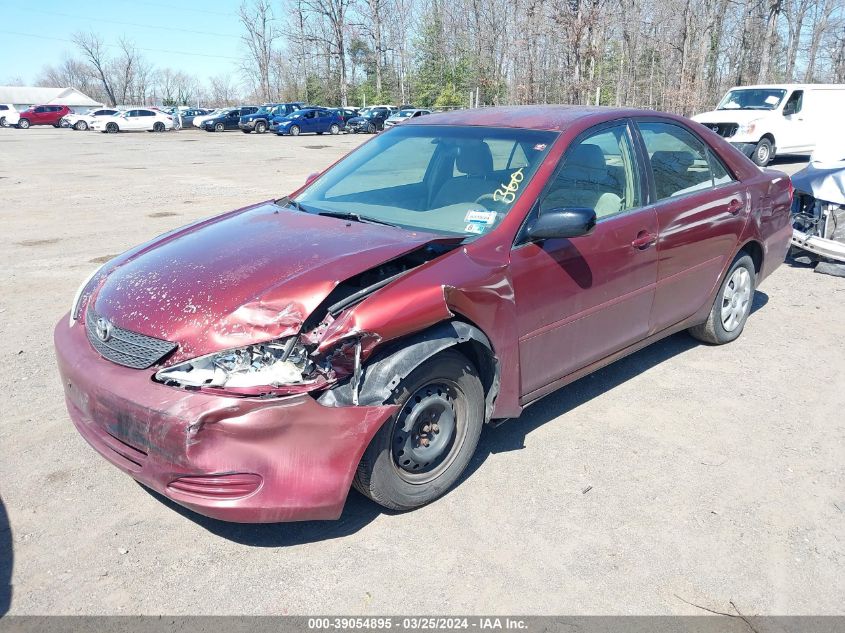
[[0, 126, 842, 616]]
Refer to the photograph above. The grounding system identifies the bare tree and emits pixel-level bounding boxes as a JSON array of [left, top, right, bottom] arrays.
[[239, 0, 281, 102], [72, 31, 118, 106]]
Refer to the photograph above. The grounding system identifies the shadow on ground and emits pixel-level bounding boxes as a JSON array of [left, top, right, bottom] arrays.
[[142, 292, 769, 547], [0, 496, 12, 615]]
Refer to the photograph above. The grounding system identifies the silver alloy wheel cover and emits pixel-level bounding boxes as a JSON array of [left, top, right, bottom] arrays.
[[757, 143, 769, 163], [721, 267, 752, 332]]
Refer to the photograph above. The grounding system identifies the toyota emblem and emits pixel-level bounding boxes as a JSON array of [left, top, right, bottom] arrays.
[[95, 317, 113, 342]]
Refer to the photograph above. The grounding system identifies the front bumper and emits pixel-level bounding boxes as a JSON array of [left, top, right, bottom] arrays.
[[730, 142, 757, 157], [238, 121, 255, 130], [54, 315, 397, 523]]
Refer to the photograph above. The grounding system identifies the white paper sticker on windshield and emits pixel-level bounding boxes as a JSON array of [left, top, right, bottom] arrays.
[[464, 210, 497, 225], [765, 95, 780, 105], [465, 223, 485, 234]]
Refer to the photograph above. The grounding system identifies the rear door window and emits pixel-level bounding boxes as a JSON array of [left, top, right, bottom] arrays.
[[638, 121, 719, 200]]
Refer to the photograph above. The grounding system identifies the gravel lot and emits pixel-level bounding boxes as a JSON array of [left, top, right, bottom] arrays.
[[0, 126, 842, 616]]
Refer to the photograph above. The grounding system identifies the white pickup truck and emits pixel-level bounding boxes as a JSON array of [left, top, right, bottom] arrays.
[[693, 83, 845, 166]]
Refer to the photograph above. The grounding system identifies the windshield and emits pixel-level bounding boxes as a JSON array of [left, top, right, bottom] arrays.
[[395, 110, 415, 118], [296, 125, 556, 238], [717, 88, 786, 110]]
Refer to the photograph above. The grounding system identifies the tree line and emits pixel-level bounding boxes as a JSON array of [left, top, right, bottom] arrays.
[[35, 0, 845, 116]]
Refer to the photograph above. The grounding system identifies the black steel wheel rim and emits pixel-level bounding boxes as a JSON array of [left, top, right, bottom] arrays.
[[391, 381, 464, 483]]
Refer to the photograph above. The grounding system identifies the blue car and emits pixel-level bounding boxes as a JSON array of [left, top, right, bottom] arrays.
[[272, 108, 343, 136], [239, 103, 304, 134]]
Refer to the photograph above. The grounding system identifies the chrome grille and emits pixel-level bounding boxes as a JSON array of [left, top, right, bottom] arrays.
[[85, 309, 176, 369], [703, 122, 738, 138]]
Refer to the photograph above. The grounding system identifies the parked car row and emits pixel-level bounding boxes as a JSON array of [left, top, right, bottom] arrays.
[[0, 102, 433, 136]]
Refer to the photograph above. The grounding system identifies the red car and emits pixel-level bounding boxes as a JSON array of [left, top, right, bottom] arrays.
[[54, 106, 792, 523], [16, 104, 71, 128]]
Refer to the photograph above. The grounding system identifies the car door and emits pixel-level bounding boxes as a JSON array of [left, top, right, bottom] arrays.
[[510, 120, 659, 400], [32, 106, 48, 124], [634, 118, 749, 334], [226, 110, 241, 129], [777, 89, 809, 152], [301, 110, 317, 133]]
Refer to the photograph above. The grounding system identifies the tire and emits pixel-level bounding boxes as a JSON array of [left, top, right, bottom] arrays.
[[255, 121, 266, 134], [0, 117, 6, 127], [106, 122, 118, 133], [688, 253, 756, 345], [242, 129, 251, 133], [353, 349, 484, 511], [214, 122, 224, 132], [752, 138, 773, 166], [367, 123, 376, 134], [289, 125, 300, 136], [153, 122, 165, 132], [17, 118, 30, 129], [75, 121, 88, 131], [329, 123, 340, 135]]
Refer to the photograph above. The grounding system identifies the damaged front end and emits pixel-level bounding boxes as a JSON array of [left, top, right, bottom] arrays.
[[151, 240, 459, 398], [790, 149, 845, 267]]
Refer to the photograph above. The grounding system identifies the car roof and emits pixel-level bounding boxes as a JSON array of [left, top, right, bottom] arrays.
[[407, 105, 668, 131]]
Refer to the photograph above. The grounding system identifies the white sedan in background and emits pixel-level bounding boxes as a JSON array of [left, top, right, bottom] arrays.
[[192, 109, 224, 128], [383, 108, 432, 128], [91, 109, 173, 133], [62, 108, 121, 131], [0, 104, 19, 127]]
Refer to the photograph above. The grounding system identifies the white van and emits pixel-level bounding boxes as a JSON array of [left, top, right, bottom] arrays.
[[692, 84, 845, 166]]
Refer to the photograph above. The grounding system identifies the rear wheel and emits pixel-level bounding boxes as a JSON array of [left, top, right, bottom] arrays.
[[106, 122, 118, 133], [688, 253, 756, 344], [752, 138, 773, 166], [353, 349, 484, 511], [329, 123, 340, 135], [17, 118, 30, 129], [289, 125, 300, 136], [153, 121, 165, 132], [0, 117, 7, 127]]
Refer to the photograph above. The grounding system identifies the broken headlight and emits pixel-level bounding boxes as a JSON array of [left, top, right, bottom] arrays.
[[154, 337, 317, 392]]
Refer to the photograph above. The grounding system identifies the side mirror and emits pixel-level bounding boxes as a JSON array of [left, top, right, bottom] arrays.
[[527, 207, 597, 240], [783, 104, 795, 116], [304, 171, 320, 186]]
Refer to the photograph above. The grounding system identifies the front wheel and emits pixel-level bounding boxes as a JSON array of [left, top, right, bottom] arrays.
[[214, 122, 224, 132], [75, 121, 88, 131], [289, 125, 300, 136], [752, 138, 773, 166], [366, 123, 376, 134], [105, 122, 118, 133], [255, 121, 267, 133], [353, 349, 484, 511], [17, 118, 30, 129], [688, 253, 756, 344]]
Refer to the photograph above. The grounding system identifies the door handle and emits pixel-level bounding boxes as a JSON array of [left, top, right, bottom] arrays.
[[727, 198, 743, 215], [631, 231, 657, 250]]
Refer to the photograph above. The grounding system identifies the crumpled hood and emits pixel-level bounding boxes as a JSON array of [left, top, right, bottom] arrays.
[[92, 202, 436, 362]]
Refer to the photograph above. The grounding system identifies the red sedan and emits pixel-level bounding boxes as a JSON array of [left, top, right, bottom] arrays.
[[54, 106, 793, 522]]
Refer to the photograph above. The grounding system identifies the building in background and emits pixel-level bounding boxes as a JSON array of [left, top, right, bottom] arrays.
[[0, 86, 102, 113]]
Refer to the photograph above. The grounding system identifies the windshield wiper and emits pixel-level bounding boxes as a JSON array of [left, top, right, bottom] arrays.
[[317, 210, 399, 228], [276, 196, 307, 212]]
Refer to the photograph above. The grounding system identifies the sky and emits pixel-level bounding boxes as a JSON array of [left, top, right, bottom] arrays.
[[0, 0, 246, 84]]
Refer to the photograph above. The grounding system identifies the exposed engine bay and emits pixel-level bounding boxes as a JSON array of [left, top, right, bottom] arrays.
[[790, 145, 845, 269]]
